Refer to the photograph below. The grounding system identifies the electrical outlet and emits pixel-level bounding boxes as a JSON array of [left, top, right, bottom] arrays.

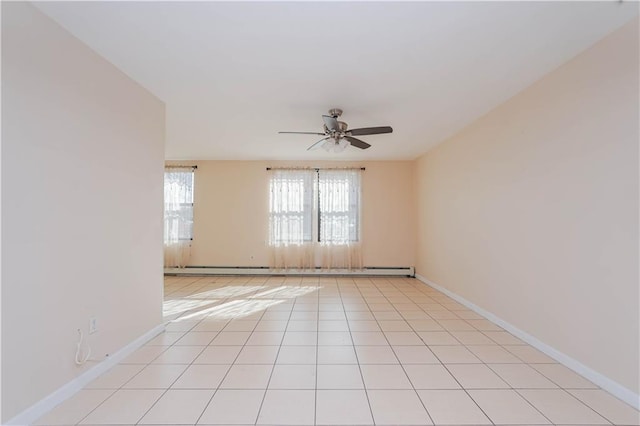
[[89, 317, 98, 334]]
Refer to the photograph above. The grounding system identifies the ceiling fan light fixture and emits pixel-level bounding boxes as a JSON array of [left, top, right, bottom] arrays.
[[335, 138, 349, 152]]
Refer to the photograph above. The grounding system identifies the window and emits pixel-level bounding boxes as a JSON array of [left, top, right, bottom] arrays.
[[269, 169, 315, 244], [268, 169, 361, 245], [164, 167, 195, 268], [318, 170, 360, 243]]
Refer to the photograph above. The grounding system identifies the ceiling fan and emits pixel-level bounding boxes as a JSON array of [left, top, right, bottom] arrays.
[[279, 108, 393, 152]]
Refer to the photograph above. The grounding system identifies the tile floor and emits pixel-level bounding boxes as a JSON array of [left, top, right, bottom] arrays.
[[35, 276, 640, 426]]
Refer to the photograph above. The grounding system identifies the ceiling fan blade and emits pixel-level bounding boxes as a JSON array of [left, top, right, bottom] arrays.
[[347, 126, 393, 136], [344, 136, 371, 150], [322, 115, 340, 132], [307, 137, 330, 151], [279, 131, 326, 135]]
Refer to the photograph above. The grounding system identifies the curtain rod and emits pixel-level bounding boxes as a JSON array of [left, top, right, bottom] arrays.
[[266, 167, 365, 171], [165, 165, 197, 169]]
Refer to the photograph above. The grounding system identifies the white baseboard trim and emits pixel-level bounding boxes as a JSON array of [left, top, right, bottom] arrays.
[[415, 274, 640, 410], [6, 324, 166, 425], [164, 266, 415, 277]]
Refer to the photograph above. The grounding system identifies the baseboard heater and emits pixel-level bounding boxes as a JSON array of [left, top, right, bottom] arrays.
[[164, 266, 415, 277]]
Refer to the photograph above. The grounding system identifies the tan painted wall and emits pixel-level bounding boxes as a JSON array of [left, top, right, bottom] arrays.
[[415, 18, 639, 393], [166, 160, 416, 268], [1, 3, 165, 421]]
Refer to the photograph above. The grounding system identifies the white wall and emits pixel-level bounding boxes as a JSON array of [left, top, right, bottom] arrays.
[[166, 160, 416, 268], [1, 3, 165, 421], [415, 18, 639, 396]]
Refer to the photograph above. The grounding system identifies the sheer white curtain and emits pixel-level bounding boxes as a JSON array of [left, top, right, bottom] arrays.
[[164, 167, 194, 268], [268, 169, 316, 269], [318, 169, 363, 269]]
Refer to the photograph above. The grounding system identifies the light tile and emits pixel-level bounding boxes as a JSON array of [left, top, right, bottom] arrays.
[[139, 389, 214, 424], [373, 311, 404, 320], [401, 311, 432, 320], [384, 331, 423, 345], [211, 331, 251, 346], [490, 364, 558, 388], [286, 320, 318, 332], [417, 331, 459, 345], [268, 364, 316, 389], [85, 364, 145, 389], [403, 364, 460, 389], [418, 390, 492, 425], [318, 320, 349, 331], [245, 331, 284, 346], [348, 320, 380, 331], [428, 310, 460, 320], [34, 389, 114, 425], [505, 345, 558, 363], [276, 345, 317, 364], [447, 364, 510, 389], [355, 345, 399, 364], [152, 346, 205, 364], [569, 389, 640, 425], [369, 390, 433, 425], [220, 364, 273, 389], [351, 331, 389, 345], [282, 331, 317, 345], [262, 310, 292, 320], [316, 390, 373, 425], [519, 389, 610, 424], [172, 364, 230, 389], [123, 364, 187, 389], [467, 319, 502, 330], [379, 320, 413, 331], [361, 364, 413, 389], [223, 320, 258, 332], [79, 389, 163, 425], [257, 390, 315, 425], [450, 331, 494, 345], [532, 364, 598, 388], [317, 345, 358, 364], [254, 320, 288, 331], [235, 345, 279, 364], [319, 303, 344, 312], [194, 346, 242, 364], [175, 331, 218, 346], [319, 311, 347, 320], [467, 344, 522, 363], [484, 331, 525, 345], [437, 319, 476, 331], [346, 311, 376, 320], [198, 389, 264, 425], [430, 345, 482, 363], [469, 389, 551, 425], [192, 320, 229, 332], [393, 345, 440, 364], [317, 364, 364, 389], [318, 331, 352, 345]]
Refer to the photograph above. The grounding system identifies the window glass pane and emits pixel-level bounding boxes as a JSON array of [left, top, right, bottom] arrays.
[[164, 170, 194, 242], [318, 170, 360, 243], [269, 170, 314, 244]]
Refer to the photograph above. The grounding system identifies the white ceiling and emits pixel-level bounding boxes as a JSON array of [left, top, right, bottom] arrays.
[[35, 1, 638, 161]]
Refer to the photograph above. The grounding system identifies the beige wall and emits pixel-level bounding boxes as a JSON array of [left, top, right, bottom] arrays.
[[1, 3, 165, 421], [166, 160, 416, 268], [415, 18, 639, 394]]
